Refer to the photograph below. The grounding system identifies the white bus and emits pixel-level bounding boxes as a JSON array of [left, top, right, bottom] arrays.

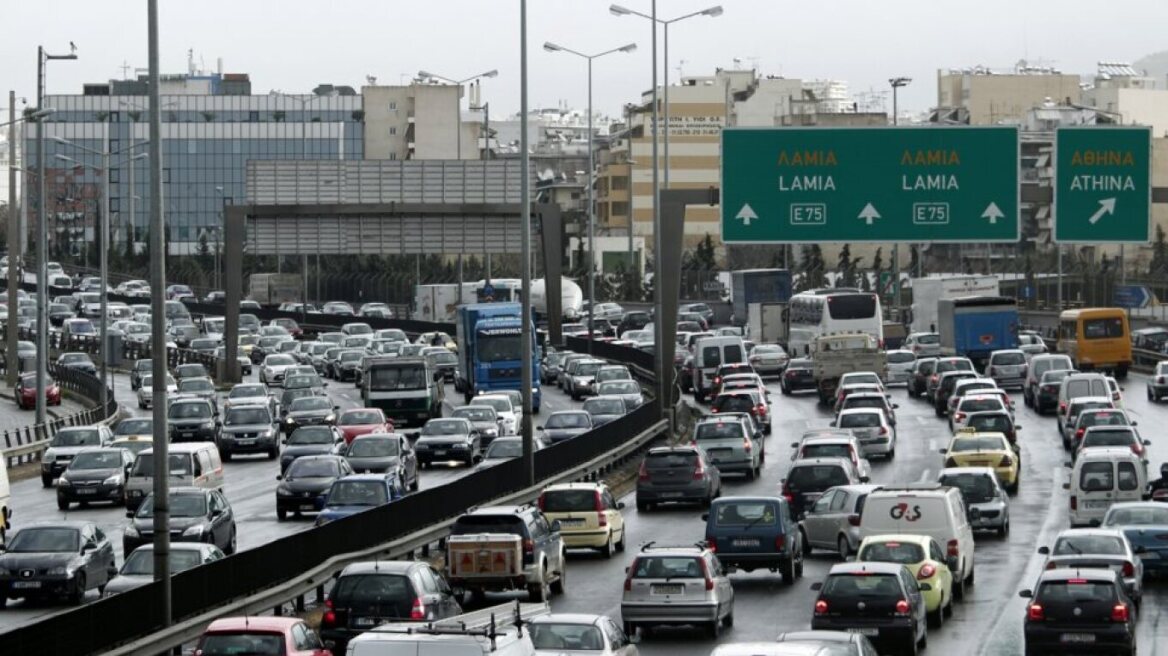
[[787, 289, 884, 356]]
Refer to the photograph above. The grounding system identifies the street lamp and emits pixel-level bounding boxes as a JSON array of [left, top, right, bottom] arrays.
[[416, 69, 498, 160], [543, 41, 636, 353], [35, 44, 78, 426], [889, 76, 912, 308]]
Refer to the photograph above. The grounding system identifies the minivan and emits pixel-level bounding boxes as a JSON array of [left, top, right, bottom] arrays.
[[859, 484, 976, 599], [124, 443, 224, 511], [1065, 447, 1148, 527], [693, 335, 747, 403], [1057, 373, 1110, 422], [1024, 354, 1073, 409], [1058, 308, 1132, 378]]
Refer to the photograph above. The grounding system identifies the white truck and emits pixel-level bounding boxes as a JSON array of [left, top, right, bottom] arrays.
[[811, 332, 887, 405], [746, 301, 787, 345], [345, 601, 550, 656], [415, 283, 478, 322], [909, 275, 998, 335]]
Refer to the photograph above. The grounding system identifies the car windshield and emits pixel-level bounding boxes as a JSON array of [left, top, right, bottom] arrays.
[[1042, 371, 1073, 384], [290, 398, 331, 413], [630, 556, 704, 579], [584, 399, 624, 415], [940, 473, 997, 503], [69, 451, 122, 469], [368, 366, 426, 391], [839, 413, 881, 428], [993, 352, 1026, 365], [51, 429, 101, 447], [887, 351, 915, 364], [486, 440, 523, 459], [1053, 535, 1126, 555], [1105, 506, 1168, 526], [226, 408, 269, 425], [546, 413, 590, 429], [60, 353, 88, 364], [422, 420, 467, 436], [340, 410, 381, 426], [349, 438, 398, 457], [121, 549, 204, 576], [288, 458, 341, 478], [288, 428, 335, 445], [229, 386, 264, 399], [860, 541, 926, 564], [453, 407, 494, 422], [170, 403, 211, 419], [116, 419, 153, 435], [529, 624, 606, 652], [1081, 412, 1129, 427], [951, 437, 1007, 452], [7, 527, 80, 553], [179, 379, 213, 393], [541, 489, 598, 512], [714, 502, 776, 526], [137, 494, 207, 518], [197, 633, 285, 656], [428, 352, 457, 365], [266, 355, 296, 366], [341, 352, 363, 363], [960, 398, 1002, 413], [326, 480, 388, 507]]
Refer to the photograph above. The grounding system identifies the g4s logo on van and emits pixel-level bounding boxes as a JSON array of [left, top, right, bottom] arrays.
[[890, 503, 922, 522]]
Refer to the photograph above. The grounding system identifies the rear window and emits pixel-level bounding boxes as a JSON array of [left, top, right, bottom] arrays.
[[845, 397, 885, 410], [1080, 412, 1128, 428], [331, 573, 414, 609], [788, 465, 850, 489], [1082, 429, 1136, 448], [1083, 318, 1125, 339], [1053, 535, 1126, 556], [820, 573, 902, 598], [695, 422, 744, 440], [839, 413, 880, 428], [1036, 580, 1116, 604], [1079, 462, 1114, 492], [888, 352, 915, 364], [802, 444, 852, 460], [827, 294, 876, 320], [630, 556, 704, 579], [198, 633, 286, 656], [724, 344, 744, 363], [1117, 462, 1140, 491], [992, 352, 1026, 365], [645, 451, 698, 468], [967, 414, 1012, 433], [917, 334, 940, 344], [940, 473, 997, 503], [714, 501, 777, 527], [450, 515, 525, 536], [960, 399, 1002, 413], [936, 359, 972, 374], [541, 489, 596, 513], [701, 346, 722, 367], [713, 395, 755, 413], [859, 541, 925, 564]]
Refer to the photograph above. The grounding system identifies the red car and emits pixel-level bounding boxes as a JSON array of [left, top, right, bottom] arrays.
[[15, 372, 61, 410], [195, 616, 330, 656], [337, 407, 392, 444]]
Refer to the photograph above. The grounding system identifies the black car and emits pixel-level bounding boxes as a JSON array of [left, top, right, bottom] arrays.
[[617, 311, 651, 336], [345, 433, 419, 491], [538, 410, 593, 444], [167, 398, 220, 443], [279, 387, 317, 415], [280, 425, 345, 472], [47, 303, 75, 327], [0, 521, 117, 606], [1035, 369, 1075, 415], [415, 418, 480, 468], [811, 562, 928, 655], [124, 488, 237, 555], [426, 349, 459, 383], [781, 358, 816, 395], [57, 352, 97, 376], [1020, 568, 1136, 655], [908, 358, 937, 398], [276, 455, 354, 521], [283, 397, 338, 436], [449, 406, 501, 447], [635, 446, 721, 511], [56, 448, 135, 510], [320, 560, 463, 652]]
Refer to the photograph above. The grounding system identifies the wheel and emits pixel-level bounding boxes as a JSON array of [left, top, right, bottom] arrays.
[[601, 533, 615, 559], [928, 599, 945, 628], [794, 550, 804, 578], [70, 573, 86, 605], [745, 466, 756, 481], [221, 449, 233, 462], [528, 579, 548, 602], [57, 497, 69, 511], [944, 593, 954, 617], [277, 508, 287, 521], [225, 528, 237, 555], [267, 447, 278, 460], [917, 624, 928, 650], [1007, 480, 1019, 495], [550, 565, 566, 595], [409, 477, 419, 492], [707, 619, 721, 638], [954, 573, 966, 601], [903, 632, 919, 656], [42, 475, 53, 488], [636, 499, 648, 512], [801, 529, 813, 555], [781, 384, 792, 396], [887, 447, 896, 460], [623, 622, 637, 637], [935, 404, 945, 417], [780, 557, 795, 585], [998, 515, 1010, 538], [1149, 388, 1156, 402], [967, 566, 975, 586], [721, 611, 734, 628], [837, 535, 851, 560]]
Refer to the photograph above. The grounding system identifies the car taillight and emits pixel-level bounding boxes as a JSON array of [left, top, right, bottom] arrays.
[[756, 404, 767, 417], [848, 514, 861, 527], [917, 564, 936, 580], [700, 558, 715, 590], [710, 407, 719, 414], [999, 455, 1012, 467], [1070, 495, 1078, 511], [595, 491, 607, 527], [523, 538, 534, 554], [785, 370, 796, 379], [322, 598, 337, 627], [623, 575, 633, 592], [706, 537, 717, 552], [814, 600, 829, 615], [931, 374, 939, 383], [1122, 561, 1135, 578], [410, 596, 426, 620], [693, 462, 706, 480], [1046, 561, 1058, 570], [1043, 385, 1056, 393], [1075, 428, 1085, 441], [714, 376, 722, 385], [537, 494, 546, 510], [895, 599, 910, 616], [1059, 401, 1067, 413], [775, 535, 786, 551], [947, 539, 959, 558], [878, 426, 887, 435], [1111, 603, 1130, 623], [782, 481, 794, 504], [638, 461, 650, 481], [1027, 603, 1044, 622], [954, 412, 966, 422]]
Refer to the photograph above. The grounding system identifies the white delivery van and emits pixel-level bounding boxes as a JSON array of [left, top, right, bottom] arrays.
[[692, 335, 747, 402], [859, 484, 976, 598], [124, 443, 224, 512], [1066, 447, 1148, 528], [345, 602, 548, 656]]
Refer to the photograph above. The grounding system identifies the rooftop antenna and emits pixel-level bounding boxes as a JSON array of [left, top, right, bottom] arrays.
[[366, 75, 378, 86], [676, 59, 687, 79]]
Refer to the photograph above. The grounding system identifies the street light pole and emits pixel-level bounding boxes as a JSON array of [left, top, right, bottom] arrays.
[[519, 0, 534, 488], [889, 76, 912, 316]]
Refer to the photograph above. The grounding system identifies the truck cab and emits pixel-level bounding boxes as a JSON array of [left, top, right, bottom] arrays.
[[360, 356, 444, 428], [455, 303, 542, 412]]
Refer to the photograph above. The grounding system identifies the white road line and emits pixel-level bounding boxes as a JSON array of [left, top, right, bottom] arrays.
[[916, 468, 932, 483]]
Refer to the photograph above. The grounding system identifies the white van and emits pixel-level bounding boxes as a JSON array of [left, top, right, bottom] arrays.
[[693, 335, 747, 402], [859, 484, 976, 596], [1024, 354, 1073, 408], [1057, 373, 1110, 424], [345, 602, 548, 656], [1065, 447, 1148, 527], [124, 443, 224, 511]]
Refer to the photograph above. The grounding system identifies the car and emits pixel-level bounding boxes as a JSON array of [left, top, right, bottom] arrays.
[[565, 359, 606, 400], [536, 410, 592, 445], [538, 482, 627, 557], [336, 408, 391, 444], [1019, 569, 1136, 656], [692, 415, 764, 480], [415, 418, 480, 467], [925, 357, 975, 402], [56, 448, 135, 510], [582, 396, 626, 427], [855, 534, 954, 627], [276, 454, 354, 521], [884, 350, 916, 386], [962, 410, 1021, 446], [345, 433, 419, 490], [790, 431, 872, 482], [1101, 502, 1168, 578], [635, 446, 721, 511], [709, 362, 756, 399], [0, 521, 117, 606], [1037, 528, 1143, 606], [450, 406, 501, 447], [798, 484, 881, 559], [1077, 426, 1149, 462], [597, 380, 643, 410], [47, 302, 76, 327], [620, 543, 734, 637], [838, 392, 898, 428], [595, 364, 633, 386], [704, 495, 804, 583], [810, 562, 928, 655], [446, 504, 566, 602], [123, 487, 237, 555], [617, 311, 651, 336], [528, 614, 636, 656], [225, 382, 278, 415], [542, 351, 574, 385], [280, 425, 345, 472], [219, 404, 280, 461], [1017, 331, 1049, 358], [105, 543, 224, 597], [985, 349, 1028, 390], [950, 392, 1009, 433], [174, 362, 210, 381], [945, 376, 1000, 414], [111, 418, 154, 450], [56, 352, 97, 376], [260, 353, 299, 387], [176, 375, 219, 409], [1060, 396, 1115, 448], [474, 394, 518, 436], [1070, 408, 1136, 454], [832, 408, 896, 460], [313, 473, 405, 527], [937, 467, 1010, 536], [940, 431, 1019, 494], [196, 617, 331, 656], [319, 561, 462, 651], [748, 344, 789, 376], [425, 348, 459, 383], [40, 425, 115, 487], [136, 373, 178, 409], [907, 357, 937, 399], [1148, 360, 1168, 401], [166, 398, 220, 444], [782, 458, 865, 520], [1034, 368, 1076, 415], [1024, 354, 1074, 408], [16, 372, 61, 410], [903, 331, 941, 357], [282, 397, 339, 436], [711, 389, 771, 434]]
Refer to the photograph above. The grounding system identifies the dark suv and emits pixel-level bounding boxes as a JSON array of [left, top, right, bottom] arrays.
[[1020, 568, 1136, 655], [636, 446, 721, 511], [811, 562, 929, 655], [703, 496, 803, 584], [320, 560, 463, 652], [907, 358, 937, 398]]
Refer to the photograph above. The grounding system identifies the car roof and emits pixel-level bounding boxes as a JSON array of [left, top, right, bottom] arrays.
[[837, 407, 885, 416], [18, 520, 92, 530], [205, 616, 303, 633], [826, 561, 906, 576], [1037, 568, 1120, 584], [1070, 396, 1113, 404], [339, 474, 392, 483], [1055, 527, 1126, 539], [939, 466, 1000, 477], [647, 445, 699, 455], [543, 482, 608, 493], [530, 614, 606, 626], [859, 533, 934, 547], [791, 457, 854, 468]]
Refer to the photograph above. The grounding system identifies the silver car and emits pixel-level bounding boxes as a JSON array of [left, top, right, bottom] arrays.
[[1037, 528, 1143, 605], [748, 344, 789, 377], [903, 331, 941, 358], [987, 349, 1028, 390], [798, 483, 881, 558], [104, 543, 224, 596], [885, 349, 916, 386], [832, 408, 896, 460], [529, 614, 637, 656], [136, 373, 178, 409], [620, 544, 734, 637], [937, 467, 1010, 536], [693, 415, 763, 480], [598, 380, 644, 410]]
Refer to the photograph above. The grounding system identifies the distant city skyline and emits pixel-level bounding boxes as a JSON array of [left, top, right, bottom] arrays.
[[2, 0, 1167, 118]]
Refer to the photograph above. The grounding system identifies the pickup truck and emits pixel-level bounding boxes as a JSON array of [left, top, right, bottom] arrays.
[[446, 505, 566, 603], [811, 333, 886, 405]]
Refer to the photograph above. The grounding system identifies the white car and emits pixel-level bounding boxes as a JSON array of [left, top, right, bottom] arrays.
[[475, 394, 519, 436], [884, 349, 916, 385], [950, 393, 1010, 433], [260, 353, 298, 387], [833, 408, 896, 459], [903, 332, 941, 357], [137, 373, 178, 409]]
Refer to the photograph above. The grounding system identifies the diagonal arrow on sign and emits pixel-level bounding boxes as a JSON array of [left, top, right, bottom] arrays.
[[735, 203, 759, 226], [1088, 197, 1117, 225], [857, 203, 881, 226], [981, 202, 1005, 225]]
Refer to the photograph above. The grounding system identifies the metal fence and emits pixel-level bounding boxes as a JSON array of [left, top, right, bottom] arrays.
[[0, 364, 119, 468]]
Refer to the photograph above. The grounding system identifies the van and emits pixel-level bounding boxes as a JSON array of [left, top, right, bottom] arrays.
[[1023, 354, 1073, 409], [859, 484, 976, 598], [345, 602, 548, 656], [124, 443, 224, 511], [693, 335, 747, 402], [1065, 447, 1148, 527], [1057, 308, 1132, 378], [1057, 373, 1110, 427]]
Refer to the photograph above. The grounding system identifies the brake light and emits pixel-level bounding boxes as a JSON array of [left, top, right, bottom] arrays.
[[782, 481, 794, 504], [743, 438, 753, 452], [848, 514, 861, 527], [410, 597, 426, 620], [523, 538, 534, 554], [1046, 561, 1057, 569], [624, 575, 633, 592], [1071, 495, 1078, 511], [1027, 603, 1044, 622], [931, 374, 939, 383], [1059, 401, 1067, 413], [999, 455, 1012, 467], [693, 461, 706, 480], [1122, 561, 1135, 578], [775, 535, 786, 551], [322, 598, 337, 627], [638, 461, 650, 481], [814, 599, 829, 615], [537, 494, 546, 510], [710, 407, 719, 414], [954, 412, 966, 422], [595, 491, 607, 527], [706, 538, 717, 552], [700, 558, 715, 591], [1043, 385, 1056, 393], [947, 539, 959, 558], [714, 376, 722, 385], [895, 599, 911, 616], [914, 565, 935, 581], [1075, 428, 1085, 441], [1111, 603, 1130, 623], [756, 404, 767, 417]]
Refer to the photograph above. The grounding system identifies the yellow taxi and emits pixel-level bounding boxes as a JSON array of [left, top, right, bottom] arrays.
[[537, 482, 626, 558], [856, 534, 954, 627], [940, 430, 1019, 493]]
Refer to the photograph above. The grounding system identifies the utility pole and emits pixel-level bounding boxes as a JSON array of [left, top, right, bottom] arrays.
[[889, 77, 911, 317], [6, 91, 19, 386], [519, 0, 534, 487]]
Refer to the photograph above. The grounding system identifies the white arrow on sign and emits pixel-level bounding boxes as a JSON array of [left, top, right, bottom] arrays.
[[981, 202, 1005, 225], [1088, 197, 1117, 225], [735, 203, 759, 226], [857, 203, 881, 226]]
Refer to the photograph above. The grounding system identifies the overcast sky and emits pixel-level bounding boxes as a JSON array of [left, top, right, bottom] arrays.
[[2, 0, 1166, 119]]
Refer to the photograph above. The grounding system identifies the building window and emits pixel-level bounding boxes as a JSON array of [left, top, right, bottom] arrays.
[[110, 198, 120, 212], [110, 139, 121, 153], [389, 101, 397, 110], [249, 110, 259, 122], [109, 111, 120, 123], [389, 126, 396, 136], [389, 152, 397, 160], [162, 168, 170, 183], [109, 169, 120, 184]]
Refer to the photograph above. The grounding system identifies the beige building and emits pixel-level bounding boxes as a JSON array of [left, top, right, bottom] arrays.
[[1082, 63, 1168, 137], [935, 65, 1082, 125], [362, 83, 483, 160]]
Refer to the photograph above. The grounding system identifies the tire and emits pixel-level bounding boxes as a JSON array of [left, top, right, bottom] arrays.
[[616, 527, 627, 552], [903, 632, 918, 656], [707, 620, 721, 639], [623, 622, 637, 637], [277, 508, 287, 521], [528, 579, 548, 602], [781, 384, 792, 396], [601, 534, 615, 559], [954, 574, 966, 601], [409, 477, 420, 492], [745, 466, 756, 482], [801, 529, 813, 555], [998, 515, 1010, 538], [550, 563, 566, 595], [70, 573, 86, 605], [636, 499, 648, 512], [838, 535, 851, 560], [267, 447, 278, 460], [967, 566, 975, 586], [722, 611, 734, 628], [57, 498, 69, 511], [221, 450, 233, 462], [934, 404, 945, 417], [42, 475, 53, 489], [780, 557, 795, 585], [928, 603, 944, 628], [225, 528, 237, 555]]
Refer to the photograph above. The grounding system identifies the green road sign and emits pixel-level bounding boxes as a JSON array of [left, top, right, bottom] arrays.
[[1054, 127, 1151, 243], [721, 127, 1019, 243]]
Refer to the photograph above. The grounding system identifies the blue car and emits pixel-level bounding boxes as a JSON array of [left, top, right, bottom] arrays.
[[1102, 501, 1168, 574], [313, 473, 404, 527], [702, 495, 804, 584]]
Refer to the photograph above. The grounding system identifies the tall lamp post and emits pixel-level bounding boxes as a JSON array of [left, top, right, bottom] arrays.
[[889, 76, 911, 310], [610, 4, 722, 190], [543, 41, 637, 353], [34, 44, 78, 426]]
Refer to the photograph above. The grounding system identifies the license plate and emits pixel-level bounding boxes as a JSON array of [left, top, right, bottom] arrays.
[[1084, 500, 1111, 509], [651, 584, 683, 595], [352, 617, 379, 627], [847, 628, 879, 637], [559, 518, 584, 526], [236, 439, 254, 445], [12, 581, 41, 589], [301, 503, 317, 509], [1061, 633, 1095, 644], [76, 488, 96, 495], [732, 539, 760, 547], [660, 492, 684, 498], [180, 432, 194, 438], [434, 450, 447, 457]]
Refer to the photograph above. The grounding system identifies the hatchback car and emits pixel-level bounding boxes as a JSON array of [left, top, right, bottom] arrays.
[[538, 482, 627, 557], [620, 543, 734, 637], [950, 393, 1009, 433], [196, 617, 331, 656], [1148, 361, 1168, 401], [906, 357, 937, 398], [1037, 528, 1143, 607], [855, 534, 954, 627], [314, 474, 404, 527], [782, 458, 865, 521], [711, 389, 771, 434], [219, 404, 280, 461], [1077, 426, 1149, 462], [635, 446, 721, 511], [1069, 408, 1135, 454], [885, 350, 916, 386], [276, 455, 355, 521], [703, 496, 803, 583], [56, 448, 135, 510], [336, 408, 392, 444], [810, 562, 928, 655], [529, 614, 637, 656], [780, 358, 816, 395], [798, 484, 881, 559], [40, 425, 115, 487], [903, 331, 941, 357], [346, 433, 419, 490], [105, 543, 224, 596], [415, 418, 480, 468], [282, 397, 338, 436], [538, 410, 594, 444], [17, 372, 61, 410], [56, 352, 97, 376], [833, 409, 896, 460], [1020, 569, 1136, 655], [0, 521, 117, 606], [940, 432, 1019, 494], [692, 416, 764, 480], [449, 405, 501, 447], [986, 349, 1028, 390], [123, 487, 237, 555], [136, 373, 178, 410]]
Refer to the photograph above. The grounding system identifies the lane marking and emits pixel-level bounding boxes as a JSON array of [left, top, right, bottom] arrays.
[[916, 468, 932, 483]]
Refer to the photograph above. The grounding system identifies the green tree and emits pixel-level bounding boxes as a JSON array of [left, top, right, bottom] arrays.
[[804, 245, 827, 289], [691, 233, 717, 270], [836, 244, 855, 288], [909, 244, 921, 277], [1150, 224, 1168, 275]]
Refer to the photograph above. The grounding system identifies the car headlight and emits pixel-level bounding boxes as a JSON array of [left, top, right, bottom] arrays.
[[103, 475, 122, 486], [124, 525, 140, 538], [277, 484, 292, 495], [57, 477, 72, 487], [286, 417, 296, 425], [182, 525, 205, 537], [44, 449, 56, 460], [483, 428, 498, 437], [325, 414, 336, 423], [202, 421, 215, 429], [453, 443, 469, 449], [47, 566, 72, 577]]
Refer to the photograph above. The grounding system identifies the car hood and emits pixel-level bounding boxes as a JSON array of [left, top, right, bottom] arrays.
[[220, 422, 274, 434], [282, 444, 334, 458], [288, 410, 332, 421], [105, 574, 151, 596], [346, 455, 402, 468], [281, 477, 337, 494], [468, 420, 498, 432], [133, 516, 208, 532], [0, 552, 80, 569], [61, 467, 122, 482], [417, 436, 468, 446], [225, 397, 268, 408], [340, 425, 382, 438], [589, 413, 621, 426]]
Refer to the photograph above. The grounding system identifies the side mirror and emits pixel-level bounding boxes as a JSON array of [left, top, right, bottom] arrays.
[[1019, 589, 1033, 599], [1144, 440, 1151, 446], [536, 425, 544, 431], [211, 508, 223, 517], [551, 520, 562, 532], [809, 582, 823, 591], [1037, 546, 1050, 555], [700, 513, 709, 521], [791, 442, 800, 449], [276, 475, 283, 481], [1131, 421, 1138, 426], [918, 583, 932, 592]]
